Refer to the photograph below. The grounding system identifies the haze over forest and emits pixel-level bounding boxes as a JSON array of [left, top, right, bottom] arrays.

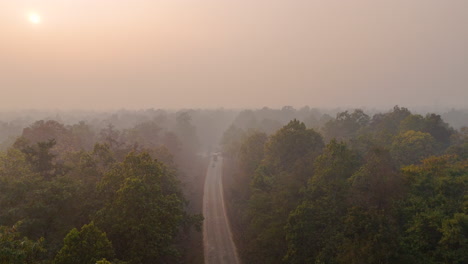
[[1, 1, 467, 264], [1, 0, 468, 110]]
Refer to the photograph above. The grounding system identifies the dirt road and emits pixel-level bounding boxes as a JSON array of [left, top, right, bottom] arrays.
[[203, 155, 241, 264]]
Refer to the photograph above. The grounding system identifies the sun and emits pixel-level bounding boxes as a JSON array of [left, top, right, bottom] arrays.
[[28, 12, 42, 24]]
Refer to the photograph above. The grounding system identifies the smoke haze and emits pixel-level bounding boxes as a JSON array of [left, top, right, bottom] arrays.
[[1, 0, 467, 109]]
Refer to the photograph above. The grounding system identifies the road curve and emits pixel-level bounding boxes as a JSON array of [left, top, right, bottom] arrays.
[[203, 155, 241, 264]]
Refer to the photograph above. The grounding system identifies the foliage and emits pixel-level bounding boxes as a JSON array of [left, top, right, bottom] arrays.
[[222, 107, 465, 264], [54, 222, 114, 264], [285, 140, 359, 264], [0, 121, 201, 263], [339, 148, 402, 264], [95, 152, 199, 264], [239, 131, 267, 176], [0, 222, 46, 264], [397, 155, 467, 264], [400, 113, 454, 150], [391, 130, 436, 166], [245, 120, 324, 263], [322, 109, 370, 142], [0, 148, 81, 252], [0, 107, 464, 264], [13, 138, 58, 179]]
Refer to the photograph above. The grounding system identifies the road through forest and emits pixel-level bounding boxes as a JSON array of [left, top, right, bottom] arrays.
[[203, 155, 241, 264]]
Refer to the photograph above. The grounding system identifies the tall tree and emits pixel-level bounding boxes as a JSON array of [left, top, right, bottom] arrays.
[[246, 120, 324, 263], [285, 140, 360, 264], [95, 152, 199, 264], [391, 130, 436, 166], [54, 222, 114, 264], [13, 138, 58, 179], [322, 109, 370, 142], [338, 148, 403, 264], [239, 131, 268, 176], [0, 223, 46, 264], [398, 155, 467, 264]]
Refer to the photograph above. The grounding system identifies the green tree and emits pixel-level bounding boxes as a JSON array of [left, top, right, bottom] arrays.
[[0, 148, 40, 226], [246, 120, 324, 263], [391, 130, 436, 166], [285, 140, 359, 264], [239, 131, 268, 176], [438, 213, 468, 264], [363, 106, 412, 148], [400, 114, 426, 133], [422, 113, 454, 149], [370, 106, 411, 135], [0, 222, 46, 264], [228, 131, 268, 258], [322, 109, 370, 142], [123, 121, 162, 149], [68, 121, 96, 151], [20, 120, 77, 155], [0, 145, 88, 254], [95, 152, 198, 264], [338, 148, 403, 264], [261, 119, 323, 175], [99, 124, 122, 150], [14, 139, 58, 179], [400, 113, 454, 150], [397, 155, 467, 264], [446, 127, 468, 159], [54, 222, 114, 264]]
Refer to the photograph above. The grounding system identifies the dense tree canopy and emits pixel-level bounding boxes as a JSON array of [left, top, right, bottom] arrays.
[[96, 152, 194, 264], [54, 222, 114, 264], [244, 120, 324, 263], [221, 106, 467, 264], [0, 115, 204, 263], [0, 223, 45, 264], [0, 106, 465, 264]]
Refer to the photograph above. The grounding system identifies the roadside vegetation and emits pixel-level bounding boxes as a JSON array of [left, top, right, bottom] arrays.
[[0, 106, 466, 263], [222, 106, 467, 264]]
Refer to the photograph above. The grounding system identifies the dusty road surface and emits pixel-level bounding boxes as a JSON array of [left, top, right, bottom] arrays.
[[203, 155, 241, 264]]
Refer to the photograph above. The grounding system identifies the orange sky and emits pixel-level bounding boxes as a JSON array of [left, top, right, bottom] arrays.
[[1, 0, 467, 109]]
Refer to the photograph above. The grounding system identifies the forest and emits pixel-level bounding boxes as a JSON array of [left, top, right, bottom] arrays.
[[3, 1, 467, 263], [0, 109, 224, 264], [0, 106, 466, 264], [221, 106, 467, 264]]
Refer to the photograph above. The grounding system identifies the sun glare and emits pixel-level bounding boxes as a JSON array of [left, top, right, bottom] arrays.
[[28, 13, 42, 24]]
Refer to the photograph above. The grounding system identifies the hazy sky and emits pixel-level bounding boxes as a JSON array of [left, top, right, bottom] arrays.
[[1, 0, 467, 110]]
